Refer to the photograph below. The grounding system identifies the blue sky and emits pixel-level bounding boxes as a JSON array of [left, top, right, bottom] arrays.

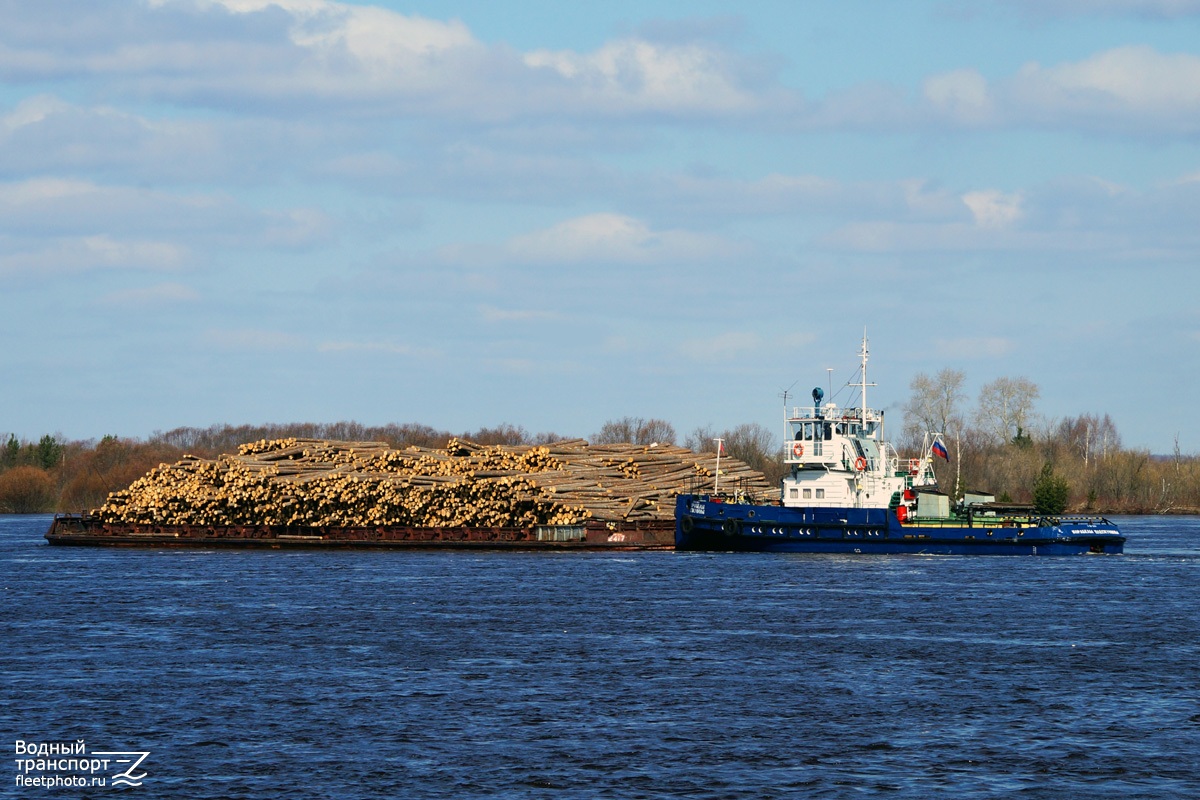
[[2, 0, 1198, 453]]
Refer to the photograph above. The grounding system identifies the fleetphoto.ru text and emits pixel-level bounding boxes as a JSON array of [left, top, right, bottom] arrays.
[[14, 739, 149, 789]]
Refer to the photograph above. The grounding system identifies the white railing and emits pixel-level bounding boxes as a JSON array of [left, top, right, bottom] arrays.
[[787, 405, 880, 423]]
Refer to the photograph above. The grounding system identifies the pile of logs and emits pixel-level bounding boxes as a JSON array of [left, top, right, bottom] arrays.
[[96, 438, 772, 528]]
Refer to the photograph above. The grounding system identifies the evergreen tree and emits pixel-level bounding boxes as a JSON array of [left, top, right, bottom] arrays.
[[1033, 462, 1070, 515], [1011, 425, 1034, 449], [35, 435, 63, 469], [2, 435, 18, 469]]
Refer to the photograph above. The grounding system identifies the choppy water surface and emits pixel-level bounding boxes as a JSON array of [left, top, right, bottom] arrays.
[[3, 515, 1198, 798]]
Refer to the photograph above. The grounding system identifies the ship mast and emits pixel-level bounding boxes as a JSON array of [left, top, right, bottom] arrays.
[[856, 332, 875, 429]]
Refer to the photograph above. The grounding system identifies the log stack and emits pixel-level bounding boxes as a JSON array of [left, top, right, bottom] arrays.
[[95, 438, 772, 528]]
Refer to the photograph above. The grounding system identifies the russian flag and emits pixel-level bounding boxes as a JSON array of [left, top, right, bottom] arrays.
[[932, 439, 949, 461]]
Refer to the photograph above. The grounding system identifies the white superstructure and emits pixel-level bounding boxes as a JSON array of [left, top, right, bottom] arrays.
[[780, 336, 937, 510]]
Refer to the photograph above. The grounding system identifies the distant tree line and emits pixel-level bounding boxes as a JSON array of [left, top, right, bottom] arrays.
[[898, 370, 1200, 514], [1, 386, 1197, 513]]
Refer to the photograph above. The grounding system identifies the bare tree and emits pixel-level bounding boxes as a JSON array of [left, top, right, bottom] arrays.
[[0, 466, 56, 512], [592, 417, 677, 445], [465, 424, 530, 446], [903, 368, 966, 446], [975, 376, 1040, 445], [685, 425, 718, 453], [722, 422, 781, 477], [687, 422, 784, 484], [1053, 413, 1121, 467]]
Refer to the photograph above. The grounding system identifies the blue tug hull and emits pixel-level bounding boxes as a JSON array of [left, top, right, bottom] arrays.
[[674, 495, 1124, 555]]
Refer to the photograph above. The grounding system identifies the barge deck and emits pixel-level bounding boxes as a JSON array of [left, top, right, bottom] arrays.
[[45, 514, 675, 551]]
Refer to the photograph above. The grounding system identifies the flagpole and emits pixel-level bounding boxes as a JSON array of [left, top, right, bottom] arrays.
[[955, 430, 961, 500], [713, 438, 724, 493]]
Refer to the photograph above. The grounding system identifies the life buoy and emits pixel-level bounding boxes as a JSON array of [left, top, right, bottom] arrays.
[[792, 442, 804, 457], [855, 456, 867, 472]]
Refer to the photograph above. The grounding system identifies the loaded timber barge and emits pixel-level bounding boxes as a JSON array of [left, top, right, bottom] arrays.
[[44, 437, 768, 551], [45, 515, 675, 550]]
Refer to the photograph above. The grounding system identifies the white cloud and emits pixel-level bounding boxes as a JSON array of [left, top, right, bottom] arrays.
[[0, 178, 332, 254], [962, 190, 1024, 228], [819, 219, 1107, 254], [2, 1, 781, 121], [923, 69, 994, 125], [0, 94, 974, 225], [203, 328, 306, 350], [639, 172, 904, 220], [4, 3, 1198, 138], [523, 38, 765, 114], [818, 169, 1200, 258], [317, 340, 436, 356], [996, 0, 1200, 19], [679, 331, 761, 361], [806, 44, 1200, 136], [1, 94, 70, 131], [209, 0, 476, 59], [293, 6, 475, 58], [1011, 46, 1200, 125], [0, 177, 96, 205], [0, 235, 186, 277], [0, 95, 260, 183], [504, 213, 747, 266], [81, 236, 184, 266], [1, 1, 485, 110], [600, 336, 635, 354], [261, 208, 335, 248], [99, 282, 201, 308], [479, 356, 583, 376], [478, 305, 563, 323]]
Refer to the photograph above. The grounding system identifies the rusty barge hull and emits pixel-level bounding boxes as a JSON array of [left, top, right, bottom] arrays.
[[44, 515, 675, 551]]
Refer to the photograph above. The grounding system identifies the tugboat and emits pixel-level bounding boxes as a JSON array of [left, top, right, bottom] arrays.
[[674, 337, 1124, 555]]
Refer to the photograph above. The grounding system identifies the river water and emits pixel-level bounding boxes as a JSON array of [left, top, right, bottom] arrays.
[[3, 514, 1198, 798]]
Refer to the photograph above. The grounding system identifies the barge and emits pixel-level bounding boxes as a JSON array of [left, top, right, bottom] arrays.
[[45, 514, 675, 550]]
